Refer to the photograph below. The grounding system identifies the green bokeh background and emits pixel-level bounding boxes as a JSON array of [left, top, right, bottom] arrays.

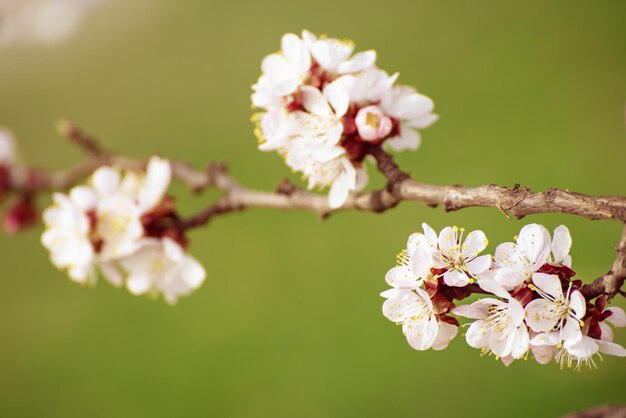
[[1, 1, 625, 417]]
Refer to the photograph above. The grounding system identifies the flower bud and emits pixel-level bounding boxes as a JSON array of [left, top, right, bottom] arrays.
[[355, 105, 392, 141], [4, 194, 37, 235]]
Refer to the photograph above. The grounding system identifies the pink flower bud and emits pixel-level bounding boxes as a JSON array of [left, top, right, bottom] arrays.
[[355, 105, 392, 142], [4, 195, 37, 235]]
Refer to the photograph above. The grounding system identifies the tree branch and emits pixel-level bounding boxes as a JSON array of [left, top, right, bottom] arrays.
[[4, 123, 626, 299]]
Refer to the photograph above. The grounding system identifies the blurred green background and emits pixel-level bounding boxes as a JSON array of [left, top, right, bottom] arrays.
[[1, 0, 625, 417]]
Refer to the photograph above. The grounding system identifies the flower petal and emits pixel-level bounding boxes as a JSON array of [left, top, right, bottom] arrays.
[[551, 225, 572, 264], [597, 340, 626, 357], [337, 50, 376, 74], [568, 290, 586, 319], [92, 166, 120, 196], [138, 157, 171, 213], [531, 273, 563, 300], [517, 224, 550, 269], [510, 325, 530, 359], [462, 230, 488, 257], [431, 321, 458, 351], [525, 299, 558, 332], [443, 269, 469, 287], [605, 307, 626, 327], [404, 315, 438, 351], [466, 254, 491, 276]]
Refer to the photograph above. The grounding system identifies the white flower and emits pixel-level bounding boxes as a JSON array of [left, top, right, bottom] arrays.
[[530, 304, 626, 369], [411, 224, 491, 287], [251, 33, 311, 108], [294, 84, 348, 148], [381, 86, 438, 151], [355, 105, 392, 142], [41, 186, 97, 284], [254, 108, 299, 152], [0, 127, 16, 164], [493, 224, 551, 290], [120, 238, 206, 305], [453, 279, 529, 361], [41, 156, 179, 292], [525, 273, 586, 348], [303, 30, 376, 75], [91, 156, 171, 260], [287, 140, 358, 209], [381, 288, 457, 351], [251, 30, 375, 108]]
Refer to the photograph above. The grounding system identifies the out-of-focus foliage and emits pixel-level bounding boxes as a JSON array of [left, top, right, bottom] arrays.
[[0, 1, 624, 417]]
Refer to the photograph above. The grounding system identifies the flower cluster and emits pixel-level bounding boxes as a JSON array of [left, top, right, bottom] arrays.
[[382, 223, 626, 369], [40, 157, 206, 304], [251, 30, 438, 208]]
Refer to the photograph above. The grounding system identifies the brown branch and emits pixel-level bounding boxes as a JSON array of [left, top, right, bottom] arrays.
[[581, 224, 626, 301], [4, 123, 626, 299]]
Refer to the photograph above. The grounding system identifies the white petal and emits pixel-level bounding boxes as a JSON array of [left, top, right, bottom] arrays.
[[300, 86, 332, 117], [281, 33, 310, 74], [139, 157, 171, 213], [126, 274, 152, 295], [328, 172, 349, 209], [311, 38, 354, 73], [466, 254, 492, 276], [597, 340, 626, 357], [69, 186, 98, 212], [568, 290, 586, 319], [443, 269, 469, 287], [404, 315, 438, 350], [431, 321, 458, 351], [477, 279, 509, 299], [551, 225, 572, 263], [517, 224, 550, 269], [92, 166, 120, 196], [510, 325, 530, 359], [179, 254, 206, 289], [452, 302, 489, 320], [599, 322, 614, 342], [566, 336, 598, 359], [462, 230, 488, 257], [386, 125, 421, 152], [530, 331, 561, 346], [531, 344, 556, 364], [337, 50, 376, 74], [421, 223, 438, 248], [489, 324, 516, 357], [406, 113, 439, 129], [466, 320, 490, 349], [525, 299, 558, 332], [562, 317, 583, 348], [605, 307, 626, 327], [494, 266, 526, 290], [531, 273, 563, 300], [437, 226, 456, 254], [409, 245, 433, 279], [385, 265, 421, 289], [382, 295, 417, 322], [324, 80, 350, 117], [99, 262, 124, 287]]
